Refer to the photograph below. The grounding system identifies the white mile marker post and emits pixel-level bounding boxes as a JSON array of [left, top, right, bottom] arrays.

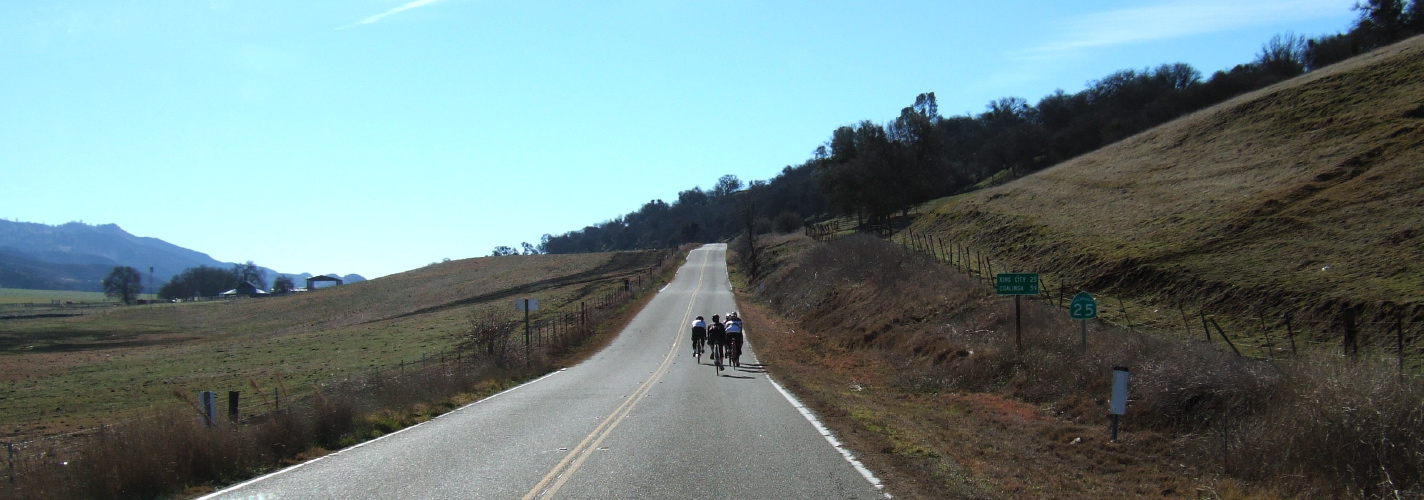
[[1110, 367, 1129, 441], [199, 390, 216, 427]]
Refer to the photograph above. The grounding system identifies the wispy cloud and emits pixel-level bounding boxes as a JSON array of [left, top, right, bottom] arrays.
[[340, 0, 449, 29], [1027, 0, 1350, 55]]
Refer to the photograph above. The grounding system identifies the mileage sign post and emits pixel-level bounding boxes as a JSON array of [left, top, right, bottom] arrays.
[[1070, 292, 1098, 352], [996, 273, 1040, 353]]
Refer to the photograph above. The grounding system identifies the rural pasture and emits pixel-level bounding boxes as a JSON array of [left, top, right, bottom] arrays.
[[0, 250, 668, 442]]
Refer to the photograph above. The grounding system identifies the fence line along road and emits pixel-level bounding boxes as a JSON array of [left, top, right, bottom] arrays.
[[202, 243, 889, 499]]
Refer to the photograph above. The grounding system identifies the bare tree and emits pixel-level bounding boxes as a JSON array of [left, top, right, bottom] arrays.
[[467, 306, 514, 366], [271, 275, 296, 294], [102, 266, 143, 305], [1257, 32, 1308, 77], [713, 174, 742, 197], [232, 261, 267, 289]]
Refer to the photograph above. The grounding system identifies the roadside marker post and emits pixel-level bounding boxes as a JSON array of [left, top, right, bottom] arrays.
[[517, 299, 539, 366], [996, 273, 1040, 352], [1069, 292, 1098, 352], [199, 391, 216, 427], [1110, 367, 1129, 441]]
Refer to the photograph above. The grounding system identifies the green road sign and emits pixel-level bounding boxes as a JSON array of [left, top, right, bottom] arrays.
[[996, 273, 1040, 295], [1070, 292, 1098, 319]]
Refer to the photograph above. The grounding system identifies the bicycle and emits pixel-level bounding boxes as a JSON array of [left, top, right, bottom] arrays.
[[691, 318, 707, 365], [711, 341, 724, 375]]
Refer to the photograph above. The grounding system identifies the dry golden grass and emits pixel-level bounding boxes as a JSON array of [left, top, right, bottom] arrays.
[[913, 35, 1424, 336], [0, 250, 664, 441], [1, 248, 687, 499], [744, 39, 1424, 497], [741, 233, 1421, 498]]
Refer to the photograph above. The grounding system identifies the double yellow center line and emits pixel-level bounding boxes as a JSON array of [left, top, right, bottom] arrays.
[[521, 248, 710, 500]]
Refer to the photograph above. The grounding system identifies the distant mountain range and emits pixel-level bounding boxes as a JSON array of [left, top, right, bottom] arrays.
[[0, 220, 364, 292]]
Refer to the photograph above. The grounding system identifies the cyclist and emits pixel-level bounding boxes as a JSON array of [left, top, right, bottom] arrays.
[[707, 314, 727, 369], [690, 316, 707, 358], [725, 313, 744, 367]]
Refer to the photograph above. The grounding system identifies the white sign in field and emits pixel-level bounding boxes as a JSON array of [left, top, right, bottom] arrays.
[[515, 298, 539, 312]]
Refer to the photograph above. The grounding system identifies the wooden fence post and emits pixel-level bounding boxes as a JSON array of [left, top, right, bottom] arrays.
[[1258, 310, 1273, 359], [1284, 313, 1297, 356], [1397, 314, 1405, 375], [1118, 298, 1132, 333], [1210, 319, 1243, 357], [1343, 306, 1358, 358], [1200, 310, 1211, 343], [1179, 305, 1191, 338]]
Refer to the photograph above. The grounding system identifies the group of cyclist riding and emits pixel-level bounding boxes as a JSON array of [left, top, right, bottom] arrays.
[[689, 312, 743, 373]]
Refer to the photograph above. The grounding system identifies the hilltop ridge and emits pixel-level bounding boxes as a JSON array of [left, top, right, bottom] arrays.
[[0, 220, 361, 291]]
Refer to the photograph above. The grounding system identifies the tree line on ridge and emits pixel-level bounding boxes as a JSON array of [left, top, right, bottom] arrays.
[[526, 2, 1424, 255]]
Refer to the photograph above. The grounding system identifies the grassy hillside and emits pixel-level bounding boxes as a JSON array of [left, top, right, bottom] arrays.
[[0, 251, 664, 440], [911, 35, 1424, 342], [732, 39, 1424, 497]]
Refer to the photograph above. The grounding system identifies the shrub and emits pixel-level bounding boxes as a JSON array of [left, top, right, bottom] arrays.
[[773, 212, 804, 233]]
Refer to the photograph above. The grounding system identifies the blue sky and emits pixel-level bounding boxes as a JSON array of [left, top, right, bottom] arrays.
[[1, 0, 1357, 278]]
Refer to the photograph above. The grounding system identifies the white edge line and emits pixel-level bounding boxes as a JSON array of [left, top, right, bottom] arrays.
[[196, 368, 567, 500], [763, 368, 892, 499]]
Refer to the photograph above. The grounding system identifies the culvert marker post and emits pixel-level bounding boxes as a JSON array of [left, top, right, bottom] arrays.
[[1110, 367, 1129, 441]]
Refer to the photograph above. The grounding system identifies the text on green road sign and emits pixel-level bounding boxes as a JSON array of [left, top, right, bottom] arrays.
[[996, 273, 1040, 295], [1070, 292, 1098, 319]]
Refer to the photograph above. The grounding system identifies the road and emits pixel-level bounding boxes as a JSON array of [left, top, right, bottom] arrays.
[[202, 244, 887, 499]]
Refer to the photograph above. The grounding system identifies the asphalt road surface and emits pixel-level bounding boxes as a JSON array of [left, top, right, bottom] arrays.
[[203, 243, 887, 499]]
